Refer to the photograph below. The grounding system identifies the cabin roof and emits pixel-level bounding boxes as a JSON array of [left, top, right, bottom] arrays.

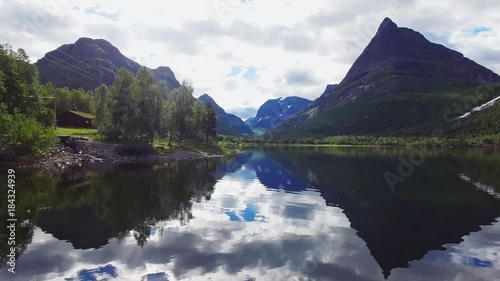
[[62, 110, 96, 119]]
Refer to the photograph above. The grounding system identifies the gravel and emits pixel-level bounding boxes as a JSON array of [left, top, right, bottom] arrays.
[[21, 140, 220, 171]]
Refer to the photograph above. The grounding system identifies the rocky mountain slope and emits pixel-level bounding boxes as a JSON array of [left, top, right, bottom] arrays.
[[35, 37, 181, 91], [245, 96, 311, 135], [271, 18, 500, 137], [197, 94, 254, 136]]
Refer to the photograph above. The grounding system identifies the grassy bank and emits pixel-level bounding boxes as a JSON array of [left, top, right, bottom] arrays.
[[55, 127, 98, 137], [53, 128, 242, 156], [223, 134, 500, 147], [154, 139, 242, 156], [52, 128, 500, 153]]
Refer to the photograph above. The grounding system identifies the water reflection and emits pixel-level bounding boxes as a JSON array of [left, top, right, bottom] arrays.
[[0, 147, 499, 280], [256, 147, 500, 278]]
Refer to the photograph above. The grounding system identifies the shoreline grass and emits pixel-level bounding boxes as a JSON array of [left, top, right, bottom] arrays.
[[52, 128, 500, 153], [55, 127, 98, 137], [51, 128, 243, 156], [223, 134, 500, 148], [154, 139, 242, 156]]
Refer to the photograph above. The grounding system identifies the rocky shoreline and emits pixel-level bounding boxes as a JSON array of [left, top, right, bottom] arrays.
[[20, 140, 221, 171]]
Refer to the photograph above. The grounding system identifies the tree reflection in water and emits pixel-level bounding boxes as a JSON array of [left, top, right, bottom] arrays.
[[0, 157, 223, 265]]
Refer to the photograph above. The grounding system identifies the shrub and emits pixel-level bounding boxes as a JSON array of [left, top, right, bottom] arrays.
[[0, 107, 56, 157]]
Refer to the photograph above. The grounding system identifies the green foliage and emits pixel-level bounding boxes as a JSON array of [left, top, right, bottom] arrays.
[[226, 133, 500, 147], [218, 141, 242, 155], [0, 45, 57, 157], [158, 99, 175, 141], [136, 67, 161, 144], [93, 68, 213, 148], [0, 44, 42, 116], [203, 102, 217, 143], [90, 84, 110, 139], [53, 86, 91, 114], [457, 101, 500, 135], [154, 139, 239, 156], [108, 68, 139, 138], [0, 106, 56, 157], [170, 82, 196, 141]]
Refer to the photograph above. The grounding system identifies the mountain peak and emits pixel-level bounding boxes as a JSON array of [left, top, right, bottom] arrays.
[[376, 17, 398, 35], [199, 93, 212, 99], [198, 94, 224, 114], [75, 37, 99, 43], [247, 96, 312, 135], [271, 18, 500, 138], [36, 38, 180, 90], [75, 37, 94, 43], [381, 17, 397, 28], [74, 37, 112, 48], [337, 17, 500, 88]]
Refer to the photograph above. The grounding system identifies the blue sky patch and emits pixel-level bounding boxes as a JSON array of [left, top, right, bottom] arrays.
[[84, 6, 120, 21], [226, 65, 258, 83], [227, 65, 243, 77], [472, 27, 490, 35], [225, 203, 262, 222], [463, 256, 494, 267], [226, 210, 241, 222], [65, 264, 118, 281], [142, 272, 169, 281], [243, 67, 258, 83], [242, 203, 258, 221]]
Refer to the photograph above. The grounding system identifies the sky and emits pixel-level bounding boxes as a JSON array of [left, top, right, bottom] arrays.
[[0, 0, 499, 119]]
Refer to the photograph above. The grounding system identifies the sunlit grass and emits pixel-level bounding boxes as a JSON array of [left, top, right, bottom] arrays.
[[154, 139, 241, 156], [55, 127, 98, 137]]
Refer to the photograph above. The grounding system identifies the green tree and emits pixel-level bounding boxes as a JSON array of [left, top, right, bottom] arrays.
[[170, 82, 195, 142], [136, 67, 161, 144], [190, 101, 207, 141], [71, 88, 91, 113], [93, 84, 109, 140], [0, 45, 56, 157], [158, 80, 171, 100], [0, 44, 46, 118], [108, 68, 138, 139], [159, 99, 176, 146], [204, 102, 217, 143], [0, 105, 56, 157]]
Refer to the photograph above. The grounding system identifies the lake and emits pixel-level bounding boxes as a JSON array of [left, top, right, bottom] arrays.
[[1, 146, 500, 281]]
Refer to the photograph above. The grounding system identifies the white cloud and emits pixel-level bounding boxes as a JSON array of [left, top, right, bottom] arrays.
[[1, 0, 499, 119]]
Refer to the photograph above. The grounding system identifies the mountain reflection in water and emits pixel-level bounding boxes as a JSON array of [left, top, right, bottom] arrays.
[[1, 146, 500, 281]]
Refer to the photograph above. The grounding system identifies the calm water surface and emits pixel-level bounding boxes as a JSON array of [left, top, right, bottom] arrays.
[[1, 146, 500, 281]]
